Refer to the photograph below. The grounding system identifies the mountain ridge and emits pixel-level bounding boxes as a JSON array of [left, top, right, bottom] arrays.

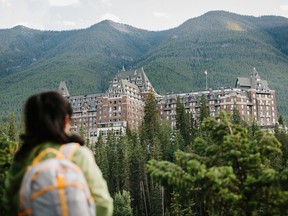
[[0, 10, 288, 120]]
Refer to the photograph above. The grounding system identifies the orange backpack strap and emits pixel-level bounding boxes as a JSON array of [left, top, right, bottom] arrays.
[[59, 143, 80, 160], [32, 148, 64, 165]]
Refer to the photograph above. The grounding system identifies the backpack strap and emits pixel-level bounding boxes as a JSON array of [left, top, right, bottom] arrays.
[[59, 143, 80, 160], [32, 148, 64, 165]]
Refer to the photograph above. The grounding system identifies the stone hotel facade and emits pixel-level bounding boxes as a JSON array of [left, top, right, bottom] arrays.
[[59, 67, 277, 141]]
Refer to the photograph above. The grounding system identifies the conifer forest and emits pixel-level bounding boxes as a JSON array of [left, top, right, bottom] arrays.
[[2, 93, 288, 216]]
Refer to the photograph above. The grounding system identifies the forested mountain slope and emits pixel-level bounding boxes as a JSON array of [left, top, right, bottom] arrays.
[[137, 11, 288, 116], [0, 11, 288, 120]]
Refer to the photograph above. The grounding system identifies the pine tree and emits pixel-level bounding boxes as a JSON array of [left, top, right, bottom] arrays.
[[278, 115, 285, 126], [175, 97, 191, 146], [126, 134, 146, 216], [94, 133, 109, 180], [113, 190, 133, 216], [79, 122, 87, 141], [199, 94, 209, 123], [0, 137, 18, 215], [190, 113, 197, 142], [274, 123, 288, 168], [232, 101, 241, 125], [8, 113, 16, 141], [158, 120, 175, 162], [249, 118, 260, 137], [170, 191, 194, 216], [170, 191, 184, 216], [106, 131, 118, 196], [147, 111, 287, 215], [114, 133, 129, 193], [140, 92, 161, 160]]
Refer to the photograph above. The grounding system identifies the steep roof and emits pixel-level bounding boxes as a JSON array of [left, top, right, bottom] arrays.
[[58, 81, 70, 97], [236, 77, 251, 88], [235, 68, 270, 91], [113, 67, 155, 93]]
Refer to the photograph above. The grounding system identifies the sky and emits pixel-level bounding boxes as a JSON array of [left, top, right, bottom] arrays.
[[1, 0, 288, 31]]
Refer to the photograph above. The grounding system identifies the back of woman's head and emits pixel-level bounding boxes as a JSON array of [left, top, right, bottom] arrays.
[[17, 91, 84, 159], [23, 91, 72, 144]]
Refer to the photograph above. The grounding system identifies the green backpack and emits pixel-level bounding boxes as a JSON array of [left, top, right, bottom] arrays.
[[18, 143, 95, 216]]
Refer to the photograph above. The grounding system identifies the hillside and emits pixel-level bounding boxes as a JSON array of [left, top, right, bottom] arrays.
[[0, 11, 288, 121], [136, 11, 288, 115]]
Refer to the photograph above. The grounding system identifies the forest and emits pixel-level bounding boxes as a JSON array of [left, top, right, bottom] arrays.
[[1, 93, 288, 216]]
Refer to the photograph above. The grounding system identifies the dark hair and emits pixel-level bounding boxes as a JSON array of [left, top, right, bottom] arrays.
[[15, 91, 84, 160]]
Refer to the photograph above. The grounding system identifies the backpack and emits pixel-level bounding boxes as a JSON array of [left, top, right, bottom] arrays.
[[18, 143, 96, 216]]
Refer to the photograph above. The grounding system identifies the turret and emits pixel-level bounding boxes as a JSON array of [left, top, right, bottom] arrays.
[[58, 81, 70, 97]]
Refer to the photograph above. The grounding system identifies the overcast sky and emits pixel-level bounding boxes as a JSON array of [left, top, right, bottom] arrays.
[[1, 0, 288, 31]]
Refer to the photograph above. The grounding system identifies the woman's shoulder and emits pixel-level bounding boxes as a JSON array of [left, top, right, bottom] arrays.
[[61, 143, 93, 157], [66, 143, 94, 164], [75, 145, 93, 156]]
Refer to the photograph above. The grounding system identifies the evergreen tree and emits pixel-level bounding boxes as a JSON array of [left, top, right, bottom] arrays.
[[140, 92, 175, 215], [199, 94, 209, 123], [149, 184, 163, 216], [113, 190, 133, 216], [79, 122, 87, 143], [175, 97, 191, 146], [172, 130, 185, 152], [0, 121, 8, 139], [274, 123, 288, 167], [0, 137, 18, 215], [126, 134, 146, 216], [249, 118, 260, 137], [115, 133, 129, 193], [278, 115, 285, 126], [8, 113, 16, 141], [170, 191, 184, 216], [158, 120, 175, 162], [147, 111, 287, 215], [190, 113, 197, 142], [140, 92, 161, 159], [232, 101, 241, 125], [94, 133, 109, 180], [106, 131, 118, 196]]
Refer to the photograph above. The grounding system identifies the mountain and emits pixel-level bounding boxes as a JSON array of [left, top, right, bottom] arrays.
[[135, 11, 288, 115], [0, 11, 288, 121]]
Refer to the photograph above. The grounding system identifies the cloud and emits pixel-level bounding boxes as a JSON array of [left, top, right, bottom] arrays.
[[0, 0, 12, 7], [100, 13, 120, 22], [101, 0, 112, 7], [59, 20, 76, 27], [280, 4, 288, 11], [48, 0, 80, 7], [153, 11, 169, 18]]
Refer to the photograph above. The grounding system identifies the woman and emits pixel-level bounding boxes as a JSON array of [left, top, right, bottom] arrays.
[[4, 91, 113, 216]]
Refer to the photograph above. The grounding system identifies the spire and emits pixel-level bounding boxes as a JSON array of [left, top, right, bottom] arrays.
[[251, 67, 259, 89], [252, 67, 258, 76], [58, 81, 70, 97]]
